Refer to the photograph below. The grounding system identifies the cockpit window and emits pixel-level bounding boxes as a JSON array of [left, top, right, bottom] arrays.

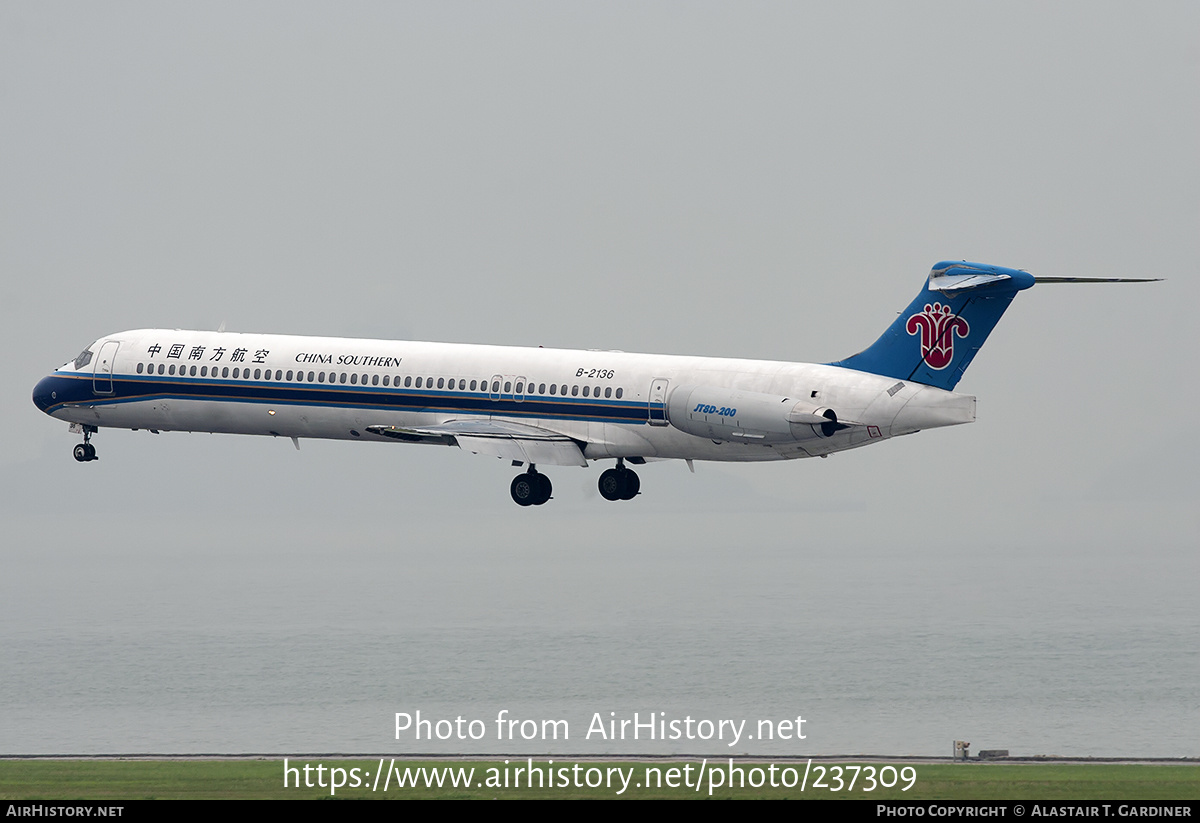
[[73, 347, 94, 370]]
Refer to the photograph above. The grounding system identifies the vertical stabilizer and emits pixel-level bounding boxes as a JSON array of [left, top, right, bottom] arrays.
[[831, 261, 1036, 391]]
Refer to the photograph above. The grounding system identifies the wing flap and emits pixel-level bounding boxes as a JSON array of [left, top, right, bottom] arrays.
[[365, 419, 587, 467], [455, 435, 587, 466]]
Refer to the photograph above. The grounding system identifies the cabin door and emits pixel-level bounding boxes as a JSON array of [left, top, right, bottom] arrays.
[[648, 378, 669, 426], [92, 341, 119, 395]]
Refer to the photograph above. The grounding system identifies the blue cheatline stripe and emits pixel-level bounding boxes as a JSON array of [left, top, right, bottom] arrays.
[[41, 372, 650, 426]]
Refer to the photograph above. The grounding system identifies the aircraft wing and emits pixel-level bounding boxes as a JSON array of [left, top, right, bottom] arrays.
[[365, 419, 588, 466]]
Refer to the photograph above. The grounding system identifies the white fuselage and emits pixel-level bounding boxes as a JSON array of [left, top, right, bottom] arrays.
[[35, 328, 976, 465]]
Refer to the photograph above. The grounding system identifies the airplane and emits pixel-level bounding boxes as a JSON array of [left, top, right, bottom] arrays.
[[32, 261, 1158, 506]]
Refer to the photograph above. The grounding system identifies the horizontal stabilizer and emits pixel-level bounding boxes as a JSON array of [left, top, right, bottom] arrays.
[[928, 265, 1014, 294], [1032, 276, 1163, 283]]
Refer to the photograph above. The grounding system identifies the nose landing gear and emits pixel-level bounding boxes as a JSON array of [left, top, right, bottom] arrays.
[[72, 425, 98, 462], [510, 466, 552, 506]]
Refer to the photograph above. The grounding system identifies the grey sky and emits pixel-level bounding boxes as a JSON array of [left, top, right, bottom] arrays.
[[2, 3, 1197, 755]]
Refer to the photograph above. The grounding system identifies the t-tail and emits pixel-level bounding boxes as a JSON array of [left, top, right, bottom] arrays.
[[831, 260, 1160, 391]]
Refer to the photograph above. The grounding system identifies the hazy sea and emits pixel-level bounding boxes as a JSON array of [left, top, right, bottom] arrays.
[[3, 516, 1196, 758]]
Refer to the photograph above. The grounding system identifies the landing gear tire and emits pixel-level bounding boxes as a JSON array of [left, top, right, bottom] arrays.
[[511, 471, 552, 506], [534, 473, 552, 506], [511, 474, 536, 506], [620, 469, 639, 500], [73, 444, 89, 462], [600, 467, 640, 501]]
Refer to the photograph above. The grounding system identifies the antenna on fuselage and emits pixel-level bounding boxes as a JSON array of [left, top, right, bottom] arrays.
[[216, 320, 227, 332]]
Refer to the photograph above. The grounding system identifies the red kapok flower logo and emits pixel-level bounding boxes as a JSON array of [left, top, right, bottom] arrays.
[[906, 302, 969, 370]]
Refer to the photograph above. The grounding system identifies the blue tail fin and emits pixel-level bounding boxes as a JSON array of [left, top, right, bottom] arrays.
[[831, 261, 1036, 390]]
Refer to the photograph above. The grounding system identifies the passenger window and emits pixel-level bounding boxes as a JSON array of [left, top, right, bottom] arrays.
[[539, 383, 546, 394], [201, 366, 208, 377], [191, 366, 197, 376], [459, 379, 466, 390], [616, 387, 623, 399], [605, 387, 611, 398], [169, 365, 176, 375], [351, 373, 358, 384], [137, 363, 144, 374], [382, 375, 389, 386], [221, 367, 229, 378], [361, 373, 367, 384], [470, 380, 477, 391], [504, 381, 512, 393], [492, 380, 500, 392], [437, 378, 444, 389], [416, 377, 423, 388], [571, 385, 579, 396], [372, 375, 379, 386], [594, 385, 600, 396], [582, 386, 589, 397], [515, 381, 524, 394], [549, 384, 557, 395], [232, 367, 239, 378], [318, 372, 325, 383], [254, 369, 262, 379], [307, 371, 314, 382]]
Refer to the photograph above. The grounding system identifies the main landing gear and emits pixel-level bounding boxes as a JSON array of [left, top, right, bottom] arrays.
[[598, 460, 640, 502], [507, 460, 641, 506], [72, 425, 98, 462], [510, 466, 552, 507]]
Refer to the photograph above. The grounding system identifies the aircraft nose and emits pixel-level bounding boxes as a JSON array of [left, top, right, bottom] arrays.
[[32, 375, 58, 413]]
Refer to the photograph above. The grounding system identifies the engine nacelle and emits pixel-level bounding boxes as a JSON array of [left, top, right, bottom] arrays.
[[667, 385, 844, 443]]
